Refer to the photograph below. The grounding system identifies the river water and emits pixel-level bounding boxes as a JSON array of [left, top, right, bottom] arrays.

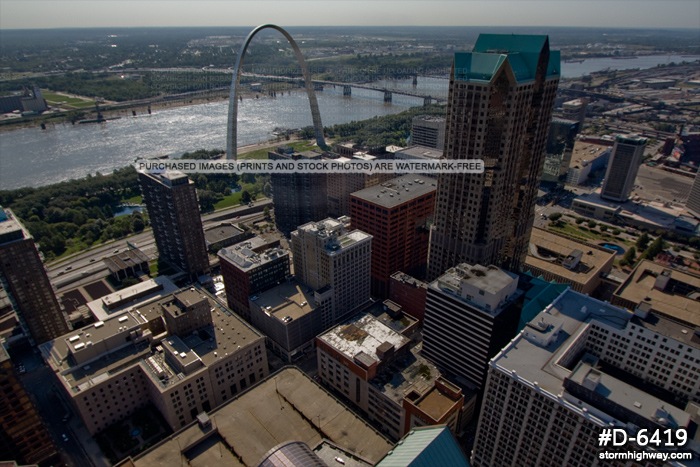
[[1, 54, 697, 190]]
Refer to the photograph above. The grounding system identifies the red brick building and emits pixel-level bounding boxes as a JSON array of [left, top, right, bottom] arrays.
[[388, 272, 428, 322], [350, 175, 436, 298]]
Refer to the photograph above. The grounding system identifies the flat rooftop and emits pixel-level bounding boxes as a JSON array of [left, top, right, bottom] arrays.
[[44, 289, 264, 393], [574, 191, 686, 229], [218, 244, 288, 272], [351, 175, 437, 209], [567, 360, 690, 427], [435, 263, 518, 305], [252, 279, 316, 322], [204, 222, 245, 244], [129, 367, 393, 467], [489, 289, 698, 430], [318, 313, 410, 366], [492, 289, 633, 399], [0, 208, 29, 244], [86, 276, 179, 322], [390, 271, 427, 289], [412, 382, 461, 421], [371, 345, 442, 406], [394, 146, 444, 160], [614, 260, 700, 328], [526, 228, 615, 284], [569, 141, 611, 169]]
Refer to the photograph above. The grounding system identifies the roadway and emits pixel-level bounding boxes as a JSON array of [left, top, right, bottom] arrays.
[[48, 200, 271, 293]]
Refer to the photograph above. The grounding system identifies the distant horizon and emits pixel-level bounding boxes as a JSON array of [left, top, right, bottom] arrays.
[[2, 24, 699, 31], [1, 1, 699, 30]]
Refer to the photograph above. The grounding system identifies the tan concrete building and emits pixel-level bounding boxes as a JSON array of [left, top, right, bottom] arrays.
[[612, 259, 700, 328], [291, 218, 372, 328], [524, 228, 616, 295], [249, 278, 321, 362], [118, 367, 393, 467], [41, 288, 268, 434]]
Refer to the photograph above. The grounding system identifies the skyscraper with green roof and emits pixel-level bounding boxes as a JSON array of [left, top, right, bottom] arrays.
[[427, 34, 560, 278]]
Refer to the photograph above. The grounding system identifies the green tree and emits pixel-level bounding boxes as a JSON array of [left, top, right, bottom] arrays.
[[241, 190, 252, 204], [621, 246, 637, 266], [197, 190, 221, 213], [636, 233, 651, 250], [640, 236, 665, 261], [548, 212, 562, 221]]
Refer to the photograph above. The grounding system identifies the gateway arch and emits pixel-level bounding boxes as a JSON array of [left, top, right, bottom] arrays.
[[226, 24, 326, 160]]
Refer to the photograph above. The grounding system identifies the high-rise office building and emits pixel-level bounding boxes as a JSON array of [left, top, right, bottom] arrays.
[[139, 171, 209, 277], [0, 344, 59, 465], [427, 34, 560, 278], [411, 115, 446, 150], [471, 289, 700, 466], [686, 169, 700, 218], [421, 263, 521, 390], [0, 208, 69, 344], [600, 134, 647, 202], [269, 148, 328, 236], [291, 218, 372, 328], [350, 175, 437, 298]]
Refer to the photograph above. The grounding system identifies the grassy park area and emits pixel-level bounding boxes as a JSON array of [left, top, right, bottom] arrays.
[[41, 90, 95, 109]]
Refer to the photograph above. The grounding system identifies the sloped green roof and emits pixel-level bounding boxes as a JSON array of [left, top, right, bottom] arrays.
[[375, 426, 470, 467], [454, 52, 507, 82], [453, 33, 560, 83]]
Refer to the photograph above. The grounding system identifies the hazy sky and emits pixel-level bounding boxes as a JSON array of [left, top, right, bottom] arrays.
[[1, 0, 699, 29]]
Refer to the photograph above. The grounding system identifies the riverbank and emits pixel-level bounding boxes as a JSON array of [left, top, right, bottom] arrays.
[[0, 88, 280, 133]]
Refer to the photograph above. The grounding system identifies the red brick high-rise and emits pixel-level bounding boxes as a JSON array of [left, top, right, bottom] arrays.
[[350, 175, 436, 298]]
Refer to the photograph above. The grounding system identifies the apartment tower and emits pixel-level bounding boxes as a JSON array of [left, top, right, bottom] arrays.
[[269, 148, 328, 236], [427, 34, 560, 278], [139, 171, 209, 277], [600, 134, 647, 202], [0, 208, 69, 344]]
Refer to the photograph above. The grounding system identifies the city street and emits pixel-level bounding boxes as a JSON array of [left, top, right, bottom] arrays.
[[15, 349, 110, 467]]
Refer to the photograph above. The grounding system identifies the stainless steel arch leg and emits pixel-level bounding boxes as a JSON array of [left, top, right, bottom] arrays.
[[226, 24, 327, 160]]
